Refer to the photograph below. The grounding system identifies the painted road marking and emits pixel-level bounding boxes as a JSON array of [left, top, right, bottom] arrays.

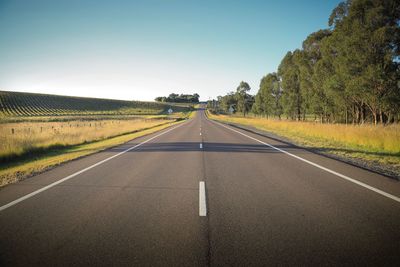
[[200, 132, 202, 136], [199, 181, 207, 216], [210, 119, 400, 203], [200, 143, 203, 149], [0, 121, 188, 212]]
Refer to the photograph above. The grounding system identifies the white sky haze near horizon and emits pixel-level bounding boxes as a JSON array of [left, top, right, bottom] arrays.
[[0, 0, 341, 101]]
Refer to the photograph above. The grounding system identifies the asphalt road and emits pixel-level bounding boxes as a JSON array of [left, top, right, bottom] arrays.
[[1, 109, 399, 266]]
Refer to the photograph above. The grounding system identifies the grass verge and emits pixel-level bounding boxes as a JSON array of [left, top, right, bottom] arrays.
[[0, 119, 170, 160], [207, 112, 400, 178], [0, 120, 185, 187]]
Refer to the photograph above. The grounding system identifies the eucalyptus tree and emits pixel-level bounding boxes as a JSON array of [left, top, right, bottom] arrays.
[[216, 0, 400, 124], [326, 0, 400, 124], [301, 30, 332, 121], [235, 81, 252, 116], [253, 73, 282, 118], [218, 92, 237, 113], [278, 51, 302, 120]]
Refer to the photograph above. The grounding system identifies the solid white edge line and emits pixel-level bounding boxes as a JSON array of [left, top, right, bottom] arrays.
[[199, 181, 207, 216], [0, 121, 188, 212], [208, 118, 400, 203]]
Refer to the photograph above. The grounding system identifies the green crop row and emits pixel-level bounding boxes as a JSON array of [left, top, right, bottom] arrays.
[[0, 91, 191, 117]]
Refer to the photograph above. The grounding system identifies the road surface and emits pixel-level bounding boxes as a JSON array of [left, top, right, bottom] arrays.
[[1, 109, 399, 266]]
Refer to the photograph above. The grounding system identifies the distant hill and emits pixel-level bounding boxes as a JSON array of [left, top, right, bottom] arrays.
[[0, 90, 190, 117]]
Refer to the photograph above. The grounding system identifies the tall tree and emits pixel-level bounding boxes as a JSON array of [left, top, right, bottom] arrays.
[[253, 73, 281, 118], [326, 0, 400, 124], [300, 30, 332, 121], [213, 0, 400, 124], [235, 81, 251, 116], [278, 51, 302, 120], [219, 92, 237, 113]]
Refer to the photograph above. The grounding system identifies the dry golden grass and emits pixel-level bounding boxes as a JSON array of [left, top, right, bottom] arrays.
[[0, 109, 193, 187], [0, 118, 169, 160], [208, 113, 400, 167], [0, 121, 183, 187]]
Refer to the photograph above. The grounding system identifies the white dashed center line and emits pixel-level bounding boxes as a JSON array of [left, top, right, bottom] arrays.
[[199, 181, 207, 216]]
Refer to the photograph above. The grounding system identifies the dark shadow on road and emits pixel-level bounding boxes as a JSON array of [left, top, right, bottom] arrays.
[[108, 142, 288, 153]]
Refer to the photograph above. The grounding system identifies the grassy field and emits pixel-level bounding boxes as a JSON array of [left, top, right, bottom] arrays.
[[0, 118, 172, 161], [0, 90, 192, 117], [207, 112, 400, 172], [0, 90, 195, 186], [0, 120, 185, 187]]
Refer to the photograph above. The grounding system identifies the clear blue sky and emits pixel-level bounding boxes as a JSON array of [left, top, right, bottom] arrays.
[[0, 0, 341, 101]]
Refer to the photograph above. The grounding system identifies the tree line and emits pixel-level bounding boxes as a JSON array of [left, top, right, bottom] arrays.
[[155, 93, 200, 103], [209, 0, 400, 124], [208, 81, 255, 117]]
